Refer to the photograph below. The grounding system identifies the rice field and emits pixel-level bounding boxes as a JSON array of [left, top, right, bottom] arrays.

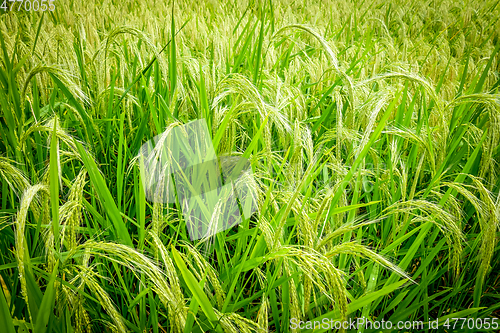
[[0, 0, 500, 332]]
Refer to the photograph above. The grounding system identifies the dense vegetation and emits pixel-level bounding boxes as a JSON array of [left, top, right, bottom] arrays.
[[1, 0, 500, 332]]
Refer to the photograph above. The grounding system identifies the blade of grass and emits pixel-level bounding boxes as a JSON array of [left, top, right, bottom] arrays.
[[171, 247, 223, 333], [74, 140, 132, 246]]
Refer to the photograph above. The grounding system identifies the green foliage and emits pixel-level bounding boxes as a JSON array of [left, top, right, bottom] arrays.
[[0, 0, 499, 332]]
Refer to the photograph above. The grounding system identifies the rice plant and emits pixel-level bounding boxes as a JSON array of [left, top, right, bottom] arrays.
[[0, 0, 499, 332]]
